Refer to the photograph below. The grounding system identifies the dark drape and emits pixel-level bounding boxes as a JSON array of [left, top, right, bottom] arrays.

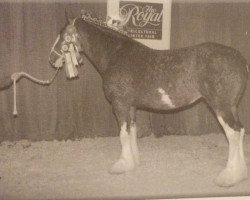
[[0, 1, 151, 141], [0, 1, 249, 141]]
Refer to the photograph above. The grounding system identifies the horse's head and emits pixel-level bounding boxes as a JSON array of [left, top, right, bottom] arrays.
[[49, 12, 83, 79]]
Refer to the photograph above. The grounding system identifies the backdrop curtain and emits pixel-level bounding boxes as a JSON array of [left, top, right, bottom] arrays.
[[0, 1, 249, 141]]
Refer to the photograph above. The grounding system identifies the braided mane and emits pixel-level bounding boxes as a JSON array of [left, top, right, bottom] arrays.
[[79, 10, 150, 49], [81, 10, 128, 37]]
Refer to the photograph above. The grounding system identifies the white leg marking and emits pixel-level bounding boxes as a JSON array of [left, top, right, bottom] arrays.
[[110, 122, 135, 174], [216, 116, 248, 187], [130, 122, 140, 165], [158, 88, 175, 108], [120, 122, 133, 161]]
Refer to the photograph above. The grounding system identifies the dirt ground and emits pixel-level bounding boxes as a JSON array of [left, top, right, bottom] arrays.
[[0, 133, 250, 199]]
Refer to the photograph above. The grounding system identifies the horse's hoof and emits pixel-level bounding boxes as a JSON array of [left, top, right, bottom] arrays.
[[109, 158, 135, 174], [215, 166, 248, 187]]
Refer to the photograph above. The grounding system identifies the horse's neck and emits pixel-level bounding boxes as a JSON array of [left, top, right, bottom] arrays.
[[77, 20, 126, 76]]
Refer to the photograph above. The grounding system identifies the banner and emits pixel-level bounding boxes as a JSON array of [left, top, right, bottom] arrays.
[[107, 0, 172, 50]]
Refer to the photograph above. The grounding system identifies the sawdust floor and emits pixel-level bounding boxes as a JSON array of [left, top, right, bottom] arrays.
[[0, 133, 250, 199]]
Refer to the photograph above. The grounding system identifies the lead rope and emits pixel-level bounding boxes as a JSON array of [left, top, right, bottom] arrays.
[[12, 68, 60, 116]]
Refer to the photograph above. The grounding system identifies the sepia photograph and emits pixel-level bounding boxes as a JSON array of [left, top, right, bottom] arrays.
[[0, 0, 249, 199]]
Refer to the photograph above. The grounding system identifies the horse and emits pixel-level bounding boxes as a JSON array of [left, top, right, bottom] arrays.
[[48, 11, 249, 187]]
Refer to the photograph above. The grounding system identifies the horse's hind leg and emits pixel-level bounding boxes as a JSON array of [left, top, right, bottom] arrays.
[[109, 103, 139, 174], [215, 106, 248, 187]]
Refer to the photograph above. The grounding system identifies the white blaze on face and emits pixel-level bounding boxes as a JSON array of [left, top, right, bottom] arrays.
[[158, 88, 175, 108]]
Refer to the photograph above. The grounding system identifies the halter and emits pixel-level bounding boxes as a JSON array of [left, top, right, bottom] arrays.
[[50, 12, 128, 79], [49, 18, 82, 79], [49, 35, 64, 65], [50, 11, 128, 65], [49, 18, 79, 66]]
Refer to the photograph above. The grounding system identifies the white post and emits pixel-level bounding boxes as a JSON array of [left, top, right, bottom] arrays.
[[107, 0, 121, 20]]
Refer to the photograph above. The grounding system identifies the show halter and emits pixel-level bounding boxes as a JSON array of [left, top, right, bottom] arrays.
[[50, 19, 82, 79], [50, 10, 127, 79], [50, 10, 127, 80], [61, 33, 81, 78]]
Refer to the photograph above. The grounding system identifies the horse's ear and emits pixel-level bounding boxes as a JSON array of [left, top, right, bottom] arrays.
[[65, 9, 74, 24]]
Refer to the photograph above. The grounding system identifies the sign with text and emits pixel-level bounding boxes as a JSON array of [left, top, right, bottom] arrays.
[[120, 1, 163, 40]]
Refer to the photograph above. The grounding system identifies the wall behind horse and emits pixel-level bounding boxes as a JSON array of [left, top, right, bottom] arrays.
[[0, 1, 117, 141], [0, 1, 249, 141]]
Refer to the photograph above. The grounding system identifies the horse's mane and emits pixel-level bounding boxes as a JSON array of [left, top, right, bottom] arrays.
[[83, 19, 130, 41], [77, 12, 151, 50]]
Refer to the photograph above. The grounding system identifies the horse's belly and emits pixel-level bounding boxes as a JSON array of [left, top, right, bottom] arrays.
[[136, 86, 201, 111]]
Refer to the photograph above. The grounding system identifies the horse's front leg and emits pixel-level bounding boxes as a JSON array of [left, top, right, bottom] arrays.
[[109, 104, 139, 174]]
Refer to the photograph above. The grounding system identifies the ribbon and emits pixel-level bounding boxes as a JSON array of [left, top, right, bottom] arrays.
[[64, 51, 78, 79], [52, 33, 82, 79], [63, 42, 81, 79], [69, 43, 79, 67]]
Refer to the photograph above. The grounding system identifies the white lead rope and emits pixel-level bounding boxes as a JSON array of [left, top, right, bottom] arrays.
[[12, 68, 60, 116]]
